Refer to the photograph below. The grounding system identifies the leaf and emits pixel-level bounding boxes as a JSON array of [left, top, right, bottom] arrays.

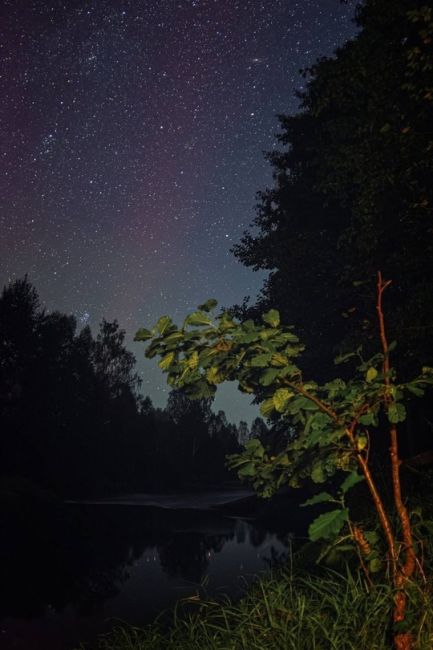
[[334, 351, 356, 365], [364, 530, 379, 546], [134, 328, 153, 341], [308, 509, 349, 542], [237, 331, 260, 343], [388, 402, 407, 424], [238, 462, 256, 478], [260, 398, 275, 418], [272, 388, 294, 413], [366, 367, 378, 383], [198, 299, 218, 312], [406, 383, 424, 397], [244, 438, 263, 453], [163, 331, 184, 345], [359, 412, 375, 426], [259, 368, 281, 386], [271, 353, 288, 367], [206, 366, 224, 384], [250, 353, 272, 367], [275, 452, 289, 467], [311, 462, 326, 484], [262, 309, 280, 328], [369, 558, 382, 573], [218, 312, 236, 330], [340, 471, 364, 494], [186, 351, 199, 369], [301, 492, 334, 507], [156, 316, 173, 335], [294, 396, 320, 412], [184, 311, 213, 327], [158, 352, 175, 370]]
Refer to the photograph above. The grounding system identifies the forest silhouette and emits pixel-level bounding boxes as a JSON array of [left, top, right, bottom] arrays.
[[0, 276, 264, 498]]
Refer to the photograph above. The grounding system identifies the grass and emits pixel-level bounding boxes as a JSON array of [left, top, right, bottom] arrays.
[[77, 563, 433, 650]]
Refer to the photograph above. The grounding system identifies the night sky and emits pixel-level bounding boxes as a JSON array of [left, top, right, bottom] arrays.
[[1, 0, 357, 424]]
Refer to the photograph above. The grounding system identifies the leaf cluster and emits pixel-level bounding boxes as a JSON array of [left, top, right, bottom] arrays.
[[136, 302, 433, 543]]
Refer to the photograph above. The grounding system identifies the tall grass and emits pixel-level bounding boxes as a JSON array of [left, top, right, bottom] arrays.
[[77, 564, 433, 650]]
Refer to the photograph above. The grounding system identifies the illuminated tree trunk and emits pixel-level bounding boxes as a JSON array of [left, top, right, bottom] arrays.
[[377, 272, 416, 650]]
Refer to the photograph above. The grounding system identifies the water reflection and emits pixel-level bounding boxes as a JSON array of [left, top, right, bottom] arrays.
[[0, 500, 296, 650]]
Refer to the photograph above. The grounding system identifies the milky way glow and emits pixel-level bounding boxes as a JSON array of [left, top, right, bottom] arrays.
[[0, 0, 357, 422]]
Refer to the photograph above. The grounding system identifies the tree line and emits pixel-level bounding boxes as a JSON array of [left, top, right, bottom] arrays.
[[0, 277, 270, 497], [232, 0, 433, 384]]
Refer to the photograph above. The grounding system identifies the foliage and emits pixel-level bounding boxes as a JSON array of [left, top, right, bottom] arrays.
[[78, 564, 433, 649], [136, 296, 431, 536], [136, 277, 433, 647], [232, 0, 433, 380]]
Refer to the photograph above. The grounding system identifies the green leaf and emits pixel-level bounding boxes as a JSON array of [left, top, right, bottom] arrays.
[[311, 462, 326, 484], [163, 331, 184, 345], [275, 452, 289, 467], [369, 558, 382, 573], [259, 368, 281, 386], [272, 388, 294, 413], [134, 328, 153, 341], [364, 530, 379, 546], [366, 367, 378, 383], [359, 412, 375, 426], [388, 402, 407, 424], [158, 352, 175, 370], [301, 492, 334, 507], [340, 471, 364, 494], [218, 312, 236, 330], [198, 299, 218, 312], [334, 352, 356, 365], [250, 353, 272, 367], [156, 316, 173, 335], [244, 440, 266, 462], [260, 398, 275, 418], [238, 462, 256, 478], [206, 366, 224, 384], [186, 351, 199, 369], [237, 331, 260, 343], [406, 383, 424, 397], [294, 396, 320, 411], [271, 352, 288, 367], [244, 438, 263, 454], [184, 311, 213, 327], [308, 509, 349, 542], [262, 309, 280, 328]]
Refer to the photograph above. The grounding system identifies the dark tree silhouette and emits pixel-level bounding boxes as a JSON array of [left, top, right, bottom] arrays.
[[233, 0, 433, 381]]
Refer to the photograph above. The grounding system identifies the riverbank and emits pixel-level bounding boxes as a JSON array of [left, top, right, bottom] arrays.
[[78, 563, 433, 650]]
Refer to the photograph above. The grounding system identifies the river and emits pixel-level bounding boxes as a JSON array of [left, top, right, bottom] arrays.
[[0, 490, 307, 650]]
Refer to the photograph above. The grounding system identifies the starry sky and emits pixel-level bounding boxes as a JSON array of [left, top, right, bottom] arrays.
[[0, 0, 357, 424]]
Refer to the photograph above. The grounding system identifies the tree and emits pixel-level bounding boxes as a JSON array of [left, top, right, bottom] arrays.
[[93, 319, 141, 399], [136, 281, 433, 650], [232, 0, 433, 380], [0, 278, 147, 496]]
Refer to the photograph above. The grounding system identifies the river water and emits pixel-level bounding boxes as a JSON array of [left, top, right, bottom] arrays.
[[0, 491, 303, 650]]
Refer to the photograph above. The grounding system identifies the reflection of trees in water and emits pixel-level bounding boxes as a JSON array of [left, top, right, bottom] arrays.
[[249, 525, 267, 548], [158, 533, 229, 583], [234, 519, 247, 544], [0, 504, 238, 619], [261, 544, 289, 570], [0, 500, 295, 623]]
